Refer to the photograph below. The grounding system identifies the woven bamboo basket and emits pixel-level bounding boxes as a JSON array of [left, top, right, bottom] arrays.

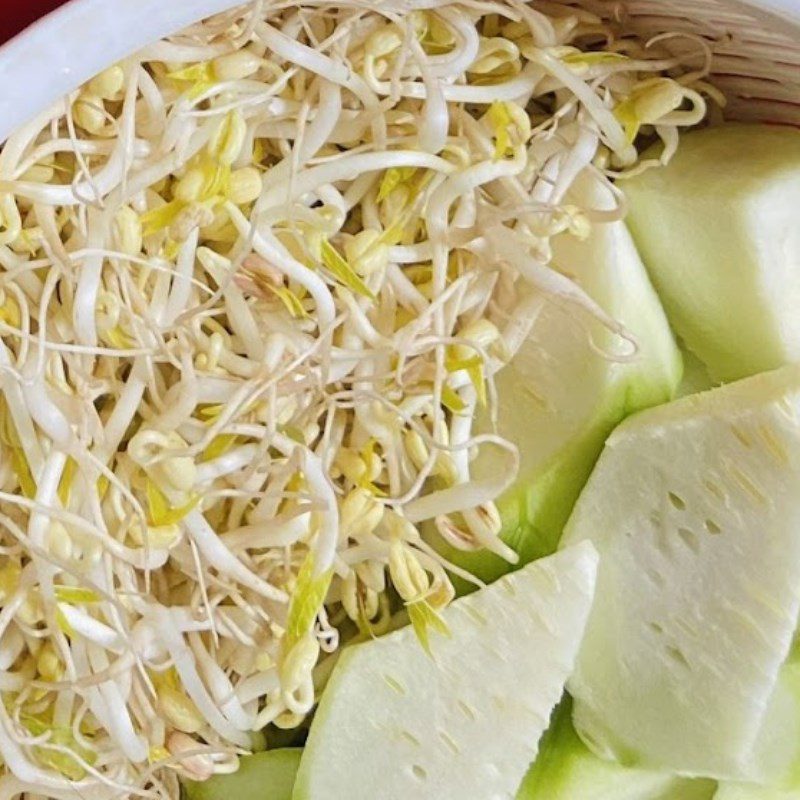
[[584, 0, 800, 125]]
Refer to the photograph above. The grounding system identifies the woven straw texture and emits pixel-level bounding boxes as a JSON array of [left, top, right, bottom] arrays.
[[568, 0, 800, 123]]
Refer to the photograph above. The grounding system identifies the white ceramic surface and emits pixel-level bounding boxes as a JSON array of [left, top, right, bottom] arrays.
[[730, 0, 800, 17], [0, 0, 798, 144], [0, 0, 242, 144]]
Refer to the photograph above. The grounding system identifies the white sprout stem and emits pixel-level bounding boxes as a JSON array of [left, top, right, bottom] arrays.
[[188, 633, 255, 730], [27, 450, 67, 595], [407, 37, 448, 154], [0, 99, 67, 178], [20, 366, 73, 450], [550, 126, 601, 205], [426, 7, 481, 77], [226, 202, 337, 332], [0, 706, 93, 792], [272, 432, 338, 576], [72, 639, 148, 763], [235, 669, 280, 707], [73, 206, 108, 348], [485, 227, 638, 357], [366, 61, 543, 103], [163, 228, 200, 327], [59, 604, 123, 650], [198, 248, 265, 361], [256, 21, 384, 144], [220, 514, 310, 550], [13, 138, 151, 180], [0, 626, 24, 672], [527, 49, 636, 164], [152, 606, 253, 748], [259, 75, 343, 200], [258, 150, 456, 210], [183, 511, 289, 603], [196, 444, 260, 484], [93, 370, 147, 465], [0, 340, 44, 472], [7, 69, 140, 206], [404, 435, 519, 523]]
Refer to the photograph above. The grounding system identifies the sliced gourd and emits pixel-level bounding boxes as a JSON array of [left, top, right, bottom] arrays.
[[624, 123, 800, 382], [562, 365, 800, 781], [715, 786, 800, 800], [433, 170, 681, 584], [715, 655, 800, 798], [717, 792, 800, 800], [184, 749, 301, 800], [293, 543, 599, 800], [518, 695, 717, 800], [754, 658, 800, 787]]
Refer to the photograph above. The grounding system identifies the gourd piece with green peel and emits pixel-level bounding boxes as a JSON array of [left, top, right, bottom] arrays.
[[430, 170, 681, 586], [292, 543, 598, 800], [623, 123, 800, 382], [713, 740, 800, 800], [561, 364, 800, 782], [184, 750, 301, 800], [517, 695, 717, 800], [713, 652, 800, 798], [715, 790, 800, 800]]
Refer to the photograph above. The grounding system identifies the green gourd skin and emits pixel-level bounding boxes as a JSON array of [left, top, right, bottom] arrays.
[[563, 365, 800, 782], [518, 696, 716, 800], [183, 749, 301, 800], [292, 545, 598, 800]]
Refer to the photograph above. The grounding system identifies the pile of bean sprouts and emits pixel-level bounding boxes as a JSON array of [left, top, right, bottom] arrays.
[[0, 0, 714, 796]]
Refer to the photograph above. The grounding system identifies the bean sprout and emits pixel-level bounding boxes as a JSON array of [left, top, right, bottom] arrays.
[[0, 1, 712, 795]]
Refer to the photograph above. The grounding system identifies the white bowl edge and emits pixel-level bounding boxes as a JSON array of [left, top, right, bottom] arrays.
[[0, 0, 242, 144]]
